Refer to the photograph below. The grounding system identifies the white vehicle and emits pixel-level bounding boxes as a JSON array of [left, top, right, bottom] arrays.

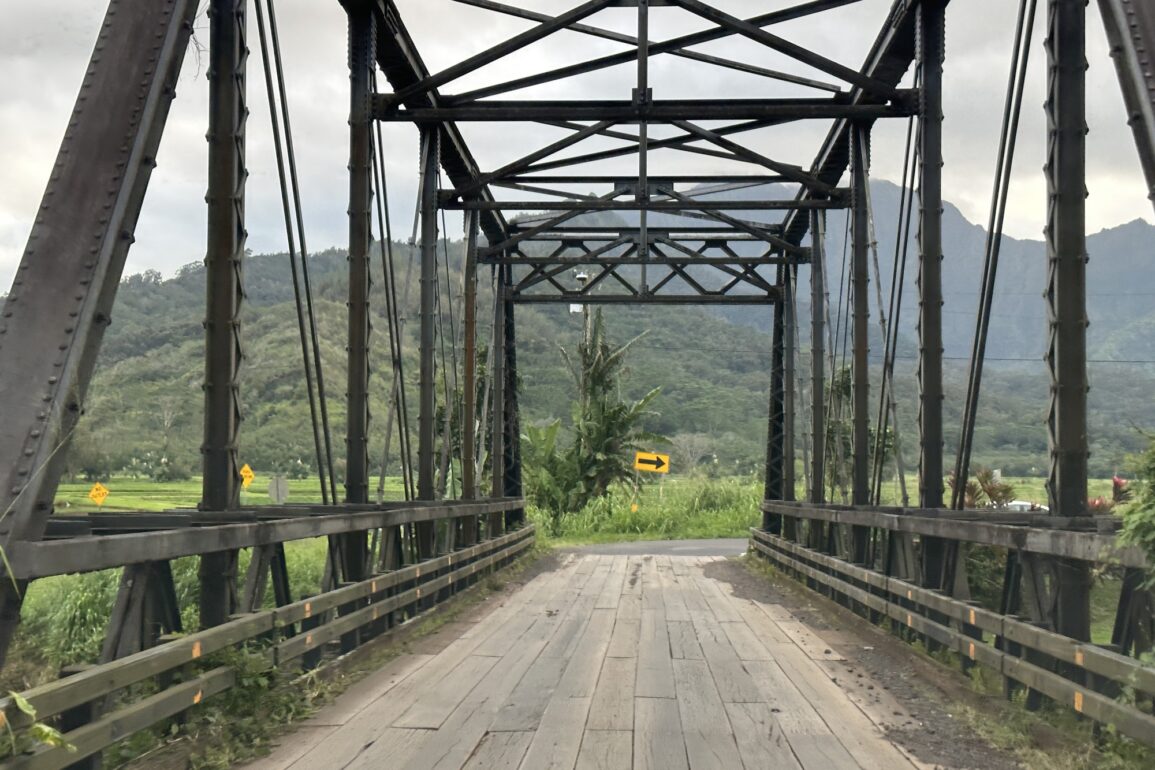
[[1005, 500, 1048, 513]]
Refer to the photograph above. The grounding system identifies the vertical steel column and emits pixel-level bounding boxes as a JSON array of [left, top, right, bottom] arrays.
[[850, 124, 871, 563], [783, 264, 796, 503], [199, 0, 247, 628], [503, 292, 523, 526], [346, 1, 374, 507], [917, 0, 946, 512], [342, 0, 375, 581], [417, 126, 440, 555], [490, 264, 509, 536], [810, 211, 827, 504], [461, 210, 480, 545], [918, 0, 950, 592], [462, 211, 480, 507], [637, 0, 651, 290], [763, 272, 786, 529], [1045, 0, 1092, 641]]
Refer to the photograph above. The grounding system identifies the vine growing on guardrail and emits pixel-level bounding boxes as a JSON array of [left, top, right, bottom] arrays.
[[0, 691, 73, 759]]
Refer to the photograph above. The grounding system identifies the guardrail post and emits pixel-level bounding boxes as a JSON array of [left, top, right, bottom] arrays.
[[59, 664, 99, 770]]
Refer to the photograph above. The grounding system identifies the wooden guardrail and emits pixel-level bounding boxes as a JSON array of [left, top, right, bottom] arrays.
[[0, 525, 535, 769], [750, 527, 1155, 748]]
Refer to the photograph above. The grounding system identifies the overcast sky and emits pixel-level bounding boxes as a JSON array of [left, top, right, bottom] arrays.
[[1, 0, 1149, 292]]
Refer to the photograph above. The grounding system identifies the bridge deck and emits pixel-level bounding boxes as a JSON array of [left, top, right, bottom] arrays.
[[248, 553, 923, 770]]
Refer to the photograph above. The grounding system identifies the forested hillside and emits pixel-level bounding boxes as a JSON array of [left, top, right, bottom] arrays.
[[54, 180, 1155, 485]]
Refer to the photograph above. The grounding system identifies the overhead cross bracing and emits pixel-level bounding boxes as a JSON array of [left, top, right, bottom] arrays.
[[375, 0, 919, 305]]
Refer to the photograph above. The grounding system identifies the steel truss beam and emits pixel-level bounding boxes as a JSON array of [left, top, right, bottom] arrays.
[[446, 0, 866, 103], [1098, 0, 1155, 212], [376, 98, 916, 122], [443, 199, 843, 211], [782, 0, 943, 246], [0, 0, 201, 666]]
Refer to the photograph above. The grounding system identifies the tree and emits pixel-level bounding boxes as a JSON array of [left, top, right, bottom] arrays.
[[523, 310, 664, 528], [670, 433, 715, 476], [562, 310, 664, 502], [946, 467, 1015, 508]]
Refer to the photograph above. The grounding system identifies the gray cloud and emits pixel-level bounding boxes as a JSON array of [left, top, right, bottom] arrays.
[[2, 0, 1150, 292]]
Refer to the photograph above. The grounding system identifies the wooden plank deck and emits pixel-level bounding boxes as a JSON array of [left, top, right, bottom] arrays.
[[246, 554, 923, 770]]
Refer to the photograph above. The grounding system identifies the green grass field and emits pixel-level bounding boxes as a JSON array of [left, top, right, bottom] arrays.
[[869, 474, 1116, 508], [54, 475, 408, 512]]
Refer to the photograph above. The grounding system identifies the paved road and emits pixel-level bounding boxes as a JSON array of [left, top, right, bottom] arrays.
[[566, 538, 749, 557]]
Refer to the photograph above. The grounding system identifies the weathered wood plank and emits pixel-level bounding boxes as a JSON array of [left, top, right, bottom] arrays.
[[622, 557, 644, 596], [393, 654, 500, 728], [657, 557, 691, 622], [244, 725, 336, 769], [519, 696, 593, 769], [719, 622, 772, 662], [303, 653, 433, 727], [668, 620, 703, 660], [394, 639, 548, 769], [727, 596, 793, 646], [636, 609, 675, 699], [587, 656, 636, 731], [742, 660, 830, 735], [689, 570, 742, 623], [462, 731, 534, 770], [817, 660, 911, 732], [774, 618, 847, 662], [786, 735, 862, 770], [489, 656, 568, 732], [596, 556, 629, 610], [771, 644, 915, 770], [575, 730, 632, 770], [691, 616, 763, 703], [673, 658, 744, 769], [634, 697, 689, 770], [606, 617, 640, 658], [341, 728, 432, 770], [557, 608, 617, 698], [640, 557, 665, 611], [724, 702, 804, 770]]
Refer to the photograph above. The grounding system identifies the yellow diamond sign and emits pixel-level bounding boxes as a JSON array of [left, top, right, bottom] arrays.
[[239, 463, 255, 489], [88, 482, 109, 507]]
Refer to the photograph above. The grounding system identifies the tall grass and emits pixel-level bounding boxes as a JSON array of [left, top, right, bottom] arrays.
[[6, 539, 332, 689], [530, 476, 761, 542]]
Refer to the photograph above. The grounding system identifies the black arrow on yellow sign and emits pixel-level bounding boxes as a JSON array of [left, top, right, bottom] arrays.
[[634, 451, 670, 473]]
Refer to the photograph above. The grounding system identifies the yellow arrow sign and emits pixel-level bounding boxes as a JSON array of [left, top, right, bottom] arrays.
[[88, 482, 109, 507], [239, 463, 255, 489], [634, 451, 670, 474]]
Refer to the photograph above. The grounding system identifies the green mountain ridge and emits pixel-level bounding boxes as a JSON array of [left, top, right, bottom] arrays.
[[36, 181, 1155, 487]]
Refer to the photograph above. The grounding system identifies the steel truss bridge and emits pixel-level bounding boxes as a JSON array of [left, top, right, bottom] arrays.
[[2, 0, 1155, 766]]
